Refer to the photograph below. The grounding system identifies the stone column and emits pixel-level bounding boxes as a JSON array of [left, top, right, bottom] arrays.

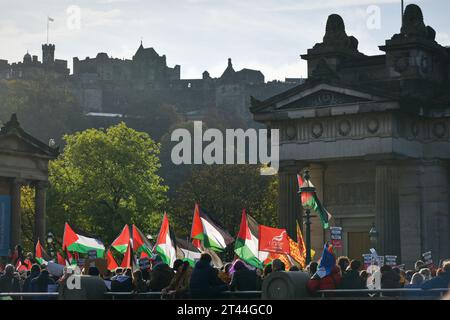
[[398, 162, 423, 268], [278, 162, 302, 239], [420, 161, 449, 263], [10, 178, 24, 250], [34, 181, 49, 244], [375, 165, 401, 257]]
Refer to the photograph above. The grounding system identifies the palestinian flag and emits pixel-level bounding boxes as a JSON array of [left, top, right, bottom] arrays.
[[57, 252, 66, 265], [176, 238, 201, 267], [73, 252, 79, 265], [132, 225, 153, 258], [66, 250, 76, 266], [62, 223, 105, 257], [16, 259, 32, 272], [191, 203, 234, 252], [120, 242, 133, 268], [35, 240, 48, 265], [297, 175, 331, 229], [234, 209, 268, 269], [311, 194, 332, 230], [111, 225, 131, 254], [155, 213, 177, 267], [106, 249, 118, 271]]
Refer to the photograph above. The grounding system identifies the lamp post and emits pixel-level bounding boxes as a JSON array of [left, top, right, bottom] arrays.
[[298, 169, 316, 265], [46, 232, 55, 258]]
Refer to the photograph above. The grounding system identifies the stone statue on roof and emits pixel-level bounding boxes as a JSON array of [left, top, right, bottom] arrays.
[[393, 4, 436, 41], [312, 14, 359, 53]]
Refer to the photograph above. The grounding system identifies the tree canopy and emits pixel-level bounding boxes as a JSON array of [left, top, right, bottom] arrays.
[[47, 122, 168, 244]]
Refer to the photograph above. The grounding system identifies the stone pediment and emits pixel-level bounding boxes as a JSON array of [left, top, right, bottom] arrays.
[[0, 135, 50, 157], [251, 82, 392, 114], [0, 114, 58, 159], [277, 89, 371, 110]]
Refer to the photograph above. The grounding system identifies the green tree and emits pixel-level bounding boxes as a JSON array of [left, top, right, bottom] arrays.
[[47, 122, 168, 244], [20, 186, 36, 253]]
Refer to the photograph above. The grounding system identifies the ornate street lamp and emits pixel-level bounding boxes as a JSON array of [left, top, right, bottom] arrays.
[[46, 232, 54, 245], [298, 169, 316, 265], [46, 232, 55, 258]]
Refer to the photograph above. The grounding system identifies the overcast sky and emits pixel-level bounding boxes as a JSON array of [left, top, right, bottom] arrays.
[[0, 0, 449, 80]]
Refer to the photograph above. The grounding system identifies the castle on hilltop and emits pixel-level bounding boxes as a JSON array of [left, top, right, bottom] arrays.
[[0, 42, 303, 124], [0, 44, 69, 80]]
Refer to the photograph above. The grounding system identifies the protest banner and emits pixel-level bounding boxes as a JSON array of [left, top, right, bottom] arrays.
[[330, 227, 343, 248], [259, 225, 290, 255], [385, 255, 397, 267]]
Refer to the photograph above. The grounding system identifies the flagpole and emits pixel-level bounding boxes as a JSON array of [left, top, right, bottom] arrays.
[[401, 0, 404, 25], [186, 237, 190, 261], [47, 17, 49, 44]]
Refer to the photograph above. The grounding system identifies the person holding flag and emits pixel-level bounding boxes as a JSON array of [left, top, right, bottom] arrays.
[[306, 243, 342, 296]]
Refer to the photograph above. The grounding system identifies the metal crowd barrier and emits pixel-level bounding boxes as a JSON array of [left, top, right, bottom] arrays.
[[317, 288, 449, 299], [105, 291, 262, 300], [0, 292, 59, 300], [0, 291, 262, 300], [0, 289, 448, 300]]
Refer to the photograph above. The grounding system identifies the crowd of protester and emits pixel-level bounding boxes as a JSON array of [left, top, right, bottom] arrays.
[[0, 253, 266, 300], [305, 256, 450, 298], [1, 252, 450, 300]]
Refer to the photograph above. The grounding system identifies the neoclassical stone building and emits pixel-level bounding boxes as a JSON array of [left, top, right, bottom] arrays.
[[251, 5, 450, 267], [0, 114, 58, 256]]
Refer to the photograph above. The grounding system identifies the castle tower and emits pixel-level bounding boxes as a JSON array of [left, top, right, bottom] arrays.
[[42, 44, 55, 65], [23, 52, 32, 64]]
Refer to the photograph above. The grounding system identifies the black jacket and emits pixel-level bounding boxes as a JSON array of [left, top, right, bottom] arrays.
[[0, 273, 21, 293], [230, 269, 259, 291], [111, 275, 133, 292], [149, 263, 174, 292], [381, 270, 401, 289], [22, 271, 40, 293], [340, 270, 366, 290], [189, 260, 227, 298]]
